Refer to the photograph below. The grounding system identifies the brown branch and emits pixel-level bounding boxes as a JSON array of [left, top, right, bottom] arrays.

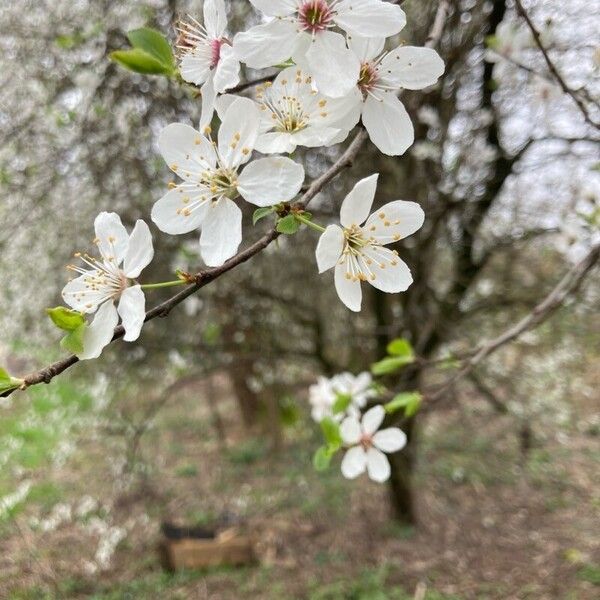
[[2, 0, 452, 398], [424, 241, 600, 409], [513, 0, 600, 130]]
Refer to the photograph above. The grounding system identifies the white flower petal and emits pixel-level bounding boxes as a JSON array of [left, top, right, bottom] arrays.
[[79, 301, 118, 361], [334, 260, 362, 312], [218, 97, 261, 168], [316, 225, 344, 273], [94, 212, 128, 265], [341, 446, 367, 479], [151, 186, 212, 235], [360, 247, 413, 293], [364, 200, 425, 244], [199, 76, 216, 131], [362, 405, 385, 435], [248, 0, 296, 17], [204, 0, 227, 38], [213, 44, 241, 92], [305, 31, 360, 98], [362, 94, 414, 157], [61, 274, 105, 313], [340, 174, 378, 227], [237, 157, 304, 206], [199, 198, 242, 266], [158, 123, 216, 180], [340, 416, 362, 445], [372, 428, 407, 453], [380, 46, 445, 90], [334, 0, 406, 38], [366, 447, 391, 482], [233, 20, 298, 69], [254, 132, 297, 154], [180, 52, 212, 86], [117, 285, 146, 342], [123, 220, 154, 279], [292, 126, 341, 148], [348, 36, 386, 62]]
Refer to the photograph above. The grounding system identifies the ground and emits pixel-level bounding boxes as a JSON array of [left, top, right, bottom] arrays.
[[0, 372, 598, 599]]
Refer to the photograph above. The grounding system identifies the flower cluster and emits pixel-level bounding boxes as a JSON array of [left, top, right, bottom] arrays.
[[54, 0, 443, 490]]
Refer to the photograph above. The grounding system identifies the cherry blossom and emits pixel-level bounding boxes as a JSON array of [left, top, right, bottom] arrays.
[[340, 405, 407, 482], [252, 67, 360, 154], [62, 212, 154, 360], [315, 174, 424, 311], [151, 96, 305, 267], [233, 0, 407, 97], [339, 36, 445, 156], [176, 0, 240, 128]]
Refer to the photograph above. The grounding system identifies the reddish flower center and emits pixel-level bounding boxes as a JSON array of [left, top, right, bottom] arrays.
[[298, 0, 334, 34], [358, 62, 378, 94], [360, 433, 373, 451], [210, 38, 223, 68]]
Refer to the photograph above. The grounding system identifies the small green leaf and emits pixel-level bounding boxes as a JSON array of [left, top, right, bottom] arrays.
[[320, 417, 342, 449], [109, 48, 173, 76], [276, 214, 300, 235], [485, 34, 499, 50], [386, 338, 414, 359], [60, 323, 86, 355], [127, 28, 174, 70], [313, 446, 333, 472], [332, 393, 352, 415], [47, 307, 85, 331], [253, 207, 274, 225], [371, 355, 413, 376], [384, 392, 422, 417], [0, 367, 23, 394]]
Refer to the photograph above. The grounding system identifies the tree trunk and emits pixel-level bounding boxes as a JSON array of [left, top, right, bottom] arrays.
[[387, 416, 417, 524], [229, 363, 262, 429]]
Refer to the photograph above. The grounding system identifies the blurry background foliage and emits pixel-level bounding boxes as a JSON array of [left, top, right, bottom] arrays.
[[0, 0, 599, 598]]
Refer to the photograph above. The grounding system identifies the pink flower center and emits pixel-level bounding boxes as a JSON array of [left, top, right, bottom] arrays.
[[358, 62, 379, 94], [298, 0, 334, 34], [210, 38, 223, 68], [360, 433, 373, 451]]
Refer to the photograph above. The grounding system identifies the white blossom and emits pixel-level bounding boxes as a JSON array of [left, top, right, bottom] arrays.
[[340, 405, 406, 482], [252, 66, 360, 154], [176, 0, 240, 128], [315, 174, 424, 311], [234, 0, 407, 97], [151, 96, 305, 266], [340, 36, 445, 156], [62, 212, 154, 360]]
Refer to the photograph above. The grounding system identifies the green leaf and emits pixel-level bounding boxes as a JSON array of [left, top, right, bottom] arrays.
[[313, 445, 336, 472], [60, 323, 86, 355], [332, 393, 352, 415], [253, 207, 274, 225], [276, 214, 300, 235], [46, 307, 85, 332], [0, 367, 23, 394], [320, 417, 342, 449], [371, 355, 413, 376], [386, 338, 414, 359], [384, 392, 422, 418], [127, 28, 174, 70], [109, 48, 173, 76]]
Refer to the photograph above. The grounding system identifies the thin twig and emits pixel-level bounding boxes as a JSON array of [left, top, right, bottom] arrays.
[[513, 0, 600, 130]]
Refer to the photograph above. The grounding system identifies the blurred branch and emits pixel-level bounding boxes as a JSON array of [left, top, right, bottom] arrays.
[[424, 241, 600, 409], [513, 0, 600, 130]]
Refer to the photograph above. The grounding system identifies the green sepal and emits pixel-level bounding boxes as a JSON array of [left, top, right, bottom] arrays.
[[332, 393, 352, 415], [60, 323, 86, 355], [46, 307, 85, 332], [276, 214, 300, 235], [384, 392, 422, 418], [253, 207, 275, 225], [0, 367, 24, 394]]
